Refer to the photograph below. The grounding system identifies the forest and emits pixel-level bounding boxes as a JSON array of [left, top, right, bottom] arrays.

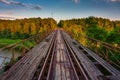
[[0, 16, 120, 46], [1, 16, 120, 46], [0, 18, 57, 47], [58, 16, 120, 46], [0, 18, 57, 39]]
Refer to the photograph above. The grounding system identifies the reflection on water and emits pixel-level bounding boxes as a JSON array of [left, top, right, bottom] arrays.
[[0, 57, 11, 67], [0, 50, 21, 67], [0, 50, 21, 74], [0, 50, 12, 67]]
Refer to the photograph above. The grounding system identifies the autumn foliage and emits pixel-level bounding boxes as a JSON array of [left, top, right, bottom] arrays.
[[58, 16, 120, 45], [0, 18, 57, 39]]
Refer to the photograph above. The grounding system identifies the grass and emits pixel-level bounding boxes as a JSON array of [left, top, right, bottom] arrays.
[[0, 38, 36, 50], [0, 39, 21, 48], [14, 40, 36, 52]]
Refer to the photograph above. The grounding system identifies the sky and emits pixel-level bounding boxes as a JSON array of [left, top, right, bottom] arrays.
[[0, 0, 120, 21]]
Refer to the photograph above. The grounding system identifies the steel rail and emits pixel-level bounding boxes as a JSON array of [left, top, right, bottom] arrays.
[[38, 30, 57, 80], [61, 30, 89, 80]]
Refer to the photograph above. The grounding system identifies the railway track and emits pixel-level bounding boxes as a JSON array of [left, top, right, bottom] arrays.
[[62, 30, 120, 80], [38, 30, 88, 80], [0, 29, 120, 80]]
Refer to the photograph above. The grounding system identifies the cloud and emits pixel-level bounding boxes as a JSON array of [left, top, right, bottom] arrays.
[[0, 16, 15, 20], [0, 0, 42, 10], [0, 11, 25, 20], [110, 0, 120, 2], [0, 10, 14, 15], [0, 13, 24, 20], [109, 0, 120, 2], [105, 0, 120, 2], [0, 0, 10, 4], [32, 5, 42, 10], [74, 0, 80, 3], [10, 1, 27, 7]]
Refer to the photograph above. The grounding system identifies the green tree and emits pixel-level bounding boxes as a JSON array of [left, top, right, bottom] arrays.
[[87, 26, 108, 41], [107, 27, 120, 45], [3, 29, 11, 38], [58, 20, 64, 28]]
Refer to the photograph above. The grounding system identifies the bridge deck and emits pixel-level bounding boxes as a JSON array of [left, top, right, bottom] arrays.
[[0, 31, 55, 80], [0, 29, 120, 80], [48, 30, 78, 80]]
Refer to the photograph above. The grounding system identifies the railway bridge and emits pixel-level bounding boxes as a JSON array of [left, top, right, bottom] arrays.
[[0, 29, 120, 80]]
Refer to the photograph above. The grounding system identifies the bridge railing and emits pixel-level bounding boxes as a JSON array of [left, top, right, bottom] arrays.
[[66, 30, 120, 69], [85, 37, 120, 69]]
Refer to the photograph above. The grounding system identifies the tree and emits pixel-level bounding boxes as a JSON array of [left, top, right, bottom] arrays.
[[87, 26, 108, 41], [107, 27, 120, 45], [0, 18, 57, 39], [3, 29, 11, 38], [58, 20, 64, 28]]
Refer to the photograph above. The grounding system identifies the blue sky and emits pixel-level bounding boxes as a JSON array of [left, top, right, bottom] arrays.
[[0, 0, 120, 21]]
